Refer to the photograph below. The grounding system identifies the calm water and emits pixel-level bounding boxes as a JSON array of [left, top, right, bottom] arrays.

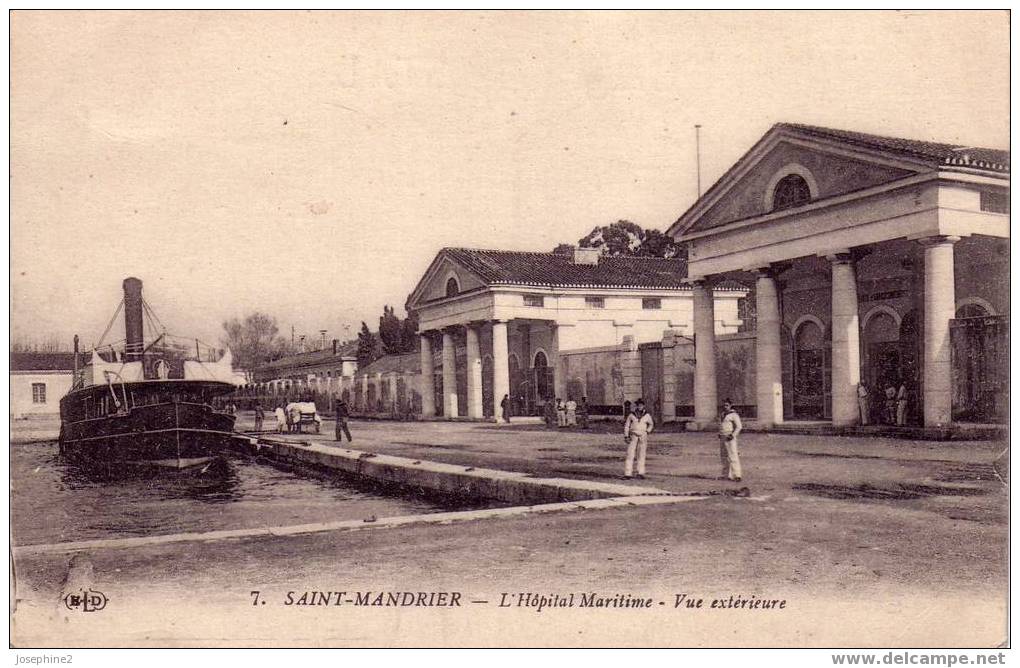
[[10, 441, 471, 546]]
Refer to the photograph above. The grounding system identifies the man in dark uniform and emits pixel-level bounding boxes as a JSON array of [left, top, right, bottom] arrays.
[[334, 398, 353, 443], [500, 394, 511, 423], [253, 403, 264, 432]]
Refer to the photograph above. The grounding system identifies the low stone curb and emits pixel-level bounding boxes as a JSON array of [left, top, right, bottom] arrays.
[[255, 438, 671, 504], [13, 494, 707, 557]]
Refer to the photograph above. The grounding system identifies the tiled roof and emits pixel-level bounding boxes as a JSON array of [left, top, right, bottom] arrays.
[[10, 352, 78, 372], [778, 123, 1010, 172], [357, 352, 420, 376], [260, 342, 357, 371], [439, 248, 690, 290]]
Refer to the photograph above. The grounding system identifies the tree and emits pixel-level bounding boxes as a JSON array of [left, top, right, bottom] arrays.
[[400, 311, 419, 352], [578, 220, 645, 256], [10, 335, 69, 352], [636, 228, 684, 260], [356, 321, 382, 369], [221, 312, 282, 381], [569, 220, 685, 259], [551, 243, 575, 255], [378, 305, 404, 355]]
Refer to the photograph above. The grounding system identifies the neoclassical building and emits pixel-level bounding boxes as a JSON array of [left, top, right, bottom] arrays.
[[668, 123, 1008, 429], [405, 246, 745, 420]]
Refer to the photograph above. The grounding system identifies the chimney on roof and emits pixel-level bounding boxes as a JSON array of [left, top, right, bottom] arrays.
[[572, 246, 601, 265]]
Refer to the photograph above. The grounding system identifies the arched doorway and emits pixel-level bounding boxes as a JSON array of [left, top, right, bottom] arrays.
[[950, 300, 1006, 423], [508, 353, 526, 416], [532, 350, 554, 409], [956, 302, 991, 319], [792, 318, 827, 419], [862, 309, 901, 412]]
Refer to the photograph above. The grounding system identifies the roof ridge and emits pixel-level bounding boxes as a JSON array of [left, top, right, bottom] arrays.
[[445, 246, 559, 256], [778, 122, 1008, 156], [446, 246, 682, 260]]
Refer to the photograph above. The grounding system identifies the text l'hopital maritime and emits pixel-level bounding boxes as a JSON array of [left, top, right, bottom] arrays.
[[277, 591, 787, 613]]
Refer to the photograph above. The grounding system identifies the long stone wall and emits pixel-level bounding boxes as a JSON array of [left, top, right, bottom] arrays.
[[244, 329, 760, 423]]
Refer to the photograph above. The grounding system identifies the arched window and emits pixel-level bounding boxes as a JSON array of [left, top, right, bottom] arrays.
[[956, 303, 990, 319], [445, 277, 459, 298], [772, 174, 812, 211], [533, 351, 548, 368], [864, 312, 900, 344]]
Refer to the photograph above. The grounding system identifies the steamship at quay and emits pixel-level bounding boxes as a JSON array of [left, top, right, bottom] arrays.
[[58, 277, 239, 471]]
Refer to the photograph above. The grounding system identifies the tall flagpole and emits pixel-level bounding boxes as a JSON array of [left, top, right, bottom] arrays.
[[695, 124, 702, 197]]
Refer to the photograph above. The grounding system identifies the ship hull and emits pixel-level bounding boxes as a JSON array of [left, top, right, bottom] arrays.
[[59, 427, 237, 470], [59, 381, 238, 472]]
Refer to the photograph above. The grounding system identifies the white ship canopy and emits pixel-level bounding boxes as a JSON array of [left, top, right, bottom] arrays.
[[184, 348, 238, 384], [81, 351, 143, 387]]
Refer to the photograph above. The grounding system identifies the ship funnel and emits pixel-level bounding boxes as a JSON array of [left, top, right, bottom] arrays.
[[123, 277, 144, 361]]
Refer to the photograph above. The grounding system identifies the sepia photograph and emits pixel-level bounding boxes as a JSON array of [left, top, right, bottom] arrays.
[[7, 9, 1010, 651]]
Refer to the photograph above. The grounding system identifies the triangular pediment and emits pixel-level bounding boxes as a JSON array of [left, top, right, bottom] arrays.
[[671, 126, 930, 237], [405, 252, 489, 310]]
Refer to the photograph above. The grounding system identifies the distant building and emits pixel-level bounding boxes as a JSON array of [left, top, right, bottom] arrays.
[[10, 352, 76, 419], [403, 246, 746, 420], [250, 340, 358, 394]]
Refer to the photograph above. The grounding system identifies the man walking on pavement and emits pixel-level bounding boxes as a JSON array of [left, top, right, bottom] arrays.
[[500, 394, 511, 423], [578, 396, 589, 429], [719, 399, 743, 482], [623, 398, 653, 479], [334, 398, 353, 443]]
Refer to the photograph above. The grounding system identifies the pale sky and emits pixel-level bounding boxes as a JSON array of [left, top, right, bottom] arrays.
[[10, 10, 1009, 351]]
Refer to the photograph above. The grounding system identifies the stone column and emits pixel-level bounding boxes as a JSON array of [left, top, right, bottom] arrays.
[[660, 331, 678, 423], [419, 333, 436, 417], [404, 370, 418, 415], [620, 335, 642, 405], [828, 252, 861, 427], [389, 371, 400, 416], [442, 328, 458, 418], [692, 279, 718, 427], [550, 323, 564, 400], [465, 325, 484, 419], [921, 236, 959, 427], [491, 320, 510, 422], [755, 267, 784, 427]]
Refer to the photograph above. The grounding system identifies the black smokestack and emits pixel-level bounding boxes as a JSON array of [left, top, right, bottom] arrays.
[[123, 277, 144, 361]]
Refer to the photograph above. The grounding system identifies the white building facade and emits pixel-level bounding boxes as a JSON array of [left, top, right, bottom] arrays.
[[10, 353, 75, 419], [406, 246, 745, 420], [669, 123, 1008, 429]]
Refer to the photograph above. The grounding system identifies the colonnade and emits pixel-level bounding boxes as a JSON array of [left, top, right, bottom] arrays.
[[419, 320, 511, 421], [691, 236, 958, 429]]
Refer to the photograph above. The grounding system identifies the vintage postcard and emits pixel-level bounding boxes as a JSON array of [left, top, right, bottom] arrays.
[[8, 10, 1009, 650]]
